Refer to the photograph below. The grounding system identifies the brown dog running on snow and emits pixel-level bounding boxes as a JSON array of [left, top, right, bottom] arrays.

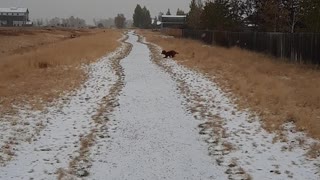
[[161, 50, 179, 58]]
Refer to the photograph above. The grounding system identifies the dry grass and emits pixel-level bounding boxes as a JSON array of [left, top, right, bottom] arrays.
[[0, 28, 122, 114], [0, 27, 94, 57], [139, 29, 320, 139], [307, 143, 320, 159]]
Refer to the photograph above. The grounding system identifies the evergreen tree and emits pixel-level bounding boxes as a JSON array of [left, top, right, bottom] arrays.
[[303, 0, 320, 32], [133, 4, 143, 28], [185, 0, 320, 32], [166, 9, 171, 15], [176, 8, 186, 15], [187, 0, 203, 29], [142, 6, 152, 28], [133, 4, 151, 28], [200, 0, 236, 30]]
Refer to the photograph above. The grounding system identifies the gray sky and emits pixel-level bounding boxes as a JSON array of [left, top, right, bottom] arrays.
[[1, 0, 190, 24]]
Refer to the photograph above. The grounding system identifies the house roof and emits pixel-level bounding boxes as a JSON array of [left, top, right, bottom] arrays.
[[161, 15, 186, 18], [0, 7, 28, 13]]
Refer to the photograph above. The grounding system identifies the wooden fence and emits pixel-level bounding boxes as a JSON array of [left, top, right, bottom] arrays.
[[162, 28, 320, 65], [161, 28, 183, 37]]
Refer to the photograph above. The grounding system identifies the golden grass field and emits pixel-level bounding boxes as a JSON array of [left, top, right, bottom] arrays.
[[139, 29, 320, 139], [0, 28, 122, 114]]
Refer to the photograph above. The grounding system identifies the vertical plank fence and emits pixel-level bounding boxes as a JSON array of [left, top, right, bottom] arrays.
[[163, 28, 320, 65]]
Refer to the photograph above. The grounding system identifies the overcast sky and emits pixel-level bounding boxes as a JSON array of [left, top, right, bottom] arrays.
[[1, 0, 190, 24]]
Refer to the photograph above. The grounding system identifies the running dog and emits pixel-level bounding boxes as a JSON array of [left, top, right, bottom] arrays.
[[161, 50, 179, 58]]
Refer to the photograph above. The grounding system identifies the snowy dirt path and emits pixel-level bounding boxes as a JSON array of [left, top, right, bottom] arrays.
[[89, 32, 226, 179], [1, 31, 319, 180]]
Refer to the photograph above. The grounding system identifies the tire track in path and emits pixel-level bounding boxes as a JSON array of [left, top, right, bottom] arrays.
[[59, 33, 133, 179]]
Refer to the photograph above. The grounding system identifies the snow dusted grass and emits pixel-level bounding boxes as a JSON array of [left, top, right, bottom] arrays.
[[0, 38, 128, 179], [144, 38, 320, 179]]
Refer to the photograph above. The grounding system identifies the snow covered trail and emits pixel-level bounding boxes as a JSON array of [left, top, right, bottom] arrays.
[[89, 31, 227, 179]]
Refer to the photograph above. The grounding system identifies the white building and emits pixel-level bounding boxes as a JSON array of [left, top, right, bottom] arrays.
[[0, 7, 30, 26], [161, 15, 187, 29]]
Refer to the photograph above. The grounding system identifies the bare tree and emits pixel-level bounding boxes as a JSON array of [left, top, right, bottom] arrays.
[[49, 17, 61, 27], [114, 14, 126, 29], [283, 0, 305, 33]]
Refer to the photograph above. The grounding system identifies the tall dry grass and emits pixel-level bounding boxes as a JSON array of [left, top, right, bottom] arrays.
[[0, 29, 122, 114], [0, 28, 95, 57], [139, 29, 320, 139]]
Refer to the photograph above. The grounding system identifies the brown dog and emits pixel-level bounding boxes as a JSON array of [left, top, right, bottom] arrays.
[[161, 50, 179, 58]]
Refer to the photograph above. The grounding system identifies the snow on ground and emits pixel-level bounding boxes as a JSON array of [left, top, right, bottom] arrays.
[[0, 30, 319, 180], [146, 41, 320, 179], [0, 43, 125, 179], [89, 31, 227, 180]]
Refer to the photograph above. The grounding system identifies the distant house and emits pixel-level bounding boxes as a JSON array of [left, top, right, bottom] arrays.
[[0, 7, 30, 27], [161, 15, 186, 29]]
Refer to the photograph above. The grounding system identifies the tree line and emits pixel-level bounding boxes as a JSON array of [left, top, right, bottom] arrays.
[[33, 16, 86, 28], [187, 0, 320, 32], [94, 15, 130, 29], [33, 15, 128, 29], [133, 4, 152, 28], [132, 4, 187, 29], [93, 18, 114, 28]]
